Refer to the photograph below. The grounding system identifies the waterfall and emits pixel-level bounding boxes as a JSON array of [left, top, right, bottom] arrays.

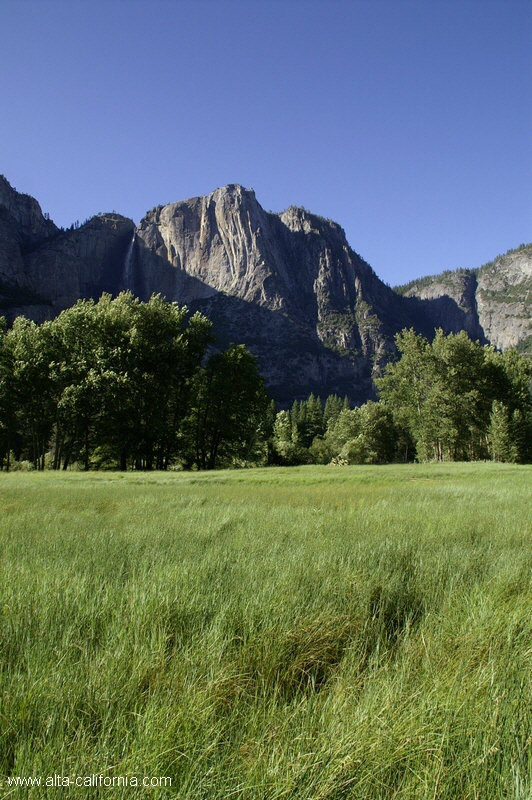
[[123, 227, 136, 290]]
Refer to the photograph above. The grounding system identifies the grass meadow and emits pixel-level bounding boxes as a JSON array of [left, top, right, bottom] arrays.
[[1, 463, 532, 798]]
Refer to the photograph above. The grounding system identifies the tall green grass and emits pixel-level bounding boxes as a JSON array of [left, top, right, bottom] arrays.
[[1, 463, 531, 798]]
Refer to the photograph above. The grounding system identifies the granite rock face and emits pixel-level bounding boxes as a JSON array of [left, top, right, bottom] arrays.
[[22, 213, 135, 318], [130, 185, 407, 401], [398, 244, 532, 355], [397, 270, 485, 342], [1, 175, 531, 402], [0, 175, 57, 252], [475, 246, 532, 351], [0, 175, 135, 322], [0, 175, 59, 311]]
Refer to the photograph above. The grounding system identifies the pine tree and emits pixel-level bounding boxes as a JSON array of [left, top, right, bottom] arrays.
[[488, 401, 516, 462], [323, 394, 343, 428]]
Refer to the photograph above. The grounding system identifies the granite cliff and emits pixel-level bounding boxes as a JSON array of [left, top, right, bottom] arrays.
[[0, 175, 134, 322], [1, 175, 530, 403], [128, 185, 411, 401], [397, 243, 532, 355]]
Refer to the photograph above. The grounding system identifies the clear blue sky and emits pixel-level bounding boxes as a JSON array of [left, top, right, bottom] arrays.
[[1, 0, 530, 286]]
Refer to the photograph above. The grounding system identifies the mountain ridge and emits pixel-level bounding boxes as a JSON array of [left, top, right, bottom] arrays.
[[395, 243, 532, 352], [1, 174, 531, 402]]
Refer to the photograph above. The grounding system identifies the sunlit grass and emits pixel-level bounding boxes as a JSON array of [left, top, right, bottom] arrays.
[[0, 463, 531, 797]]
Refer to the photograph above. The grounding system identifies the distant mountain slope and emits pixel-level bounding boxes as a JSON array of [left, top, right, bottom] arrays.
[[1, 174, 530, 403], [476, 245, 532, 353], [396, 244, 532, 353]]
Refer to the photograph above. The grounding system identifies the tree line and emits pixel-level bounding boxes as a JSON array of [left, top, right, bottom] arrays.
[[1, 294, 531, 471], [268, 329, 532, 466], [0, 293, 269, 471]]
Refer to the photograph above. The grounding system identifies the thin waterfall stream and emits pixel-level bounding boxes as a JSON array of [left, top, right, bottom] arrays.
[[123, 228, 136, 290]]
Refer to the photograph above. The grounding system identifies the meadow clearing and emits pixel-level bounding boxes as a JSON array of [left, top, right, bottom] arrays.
[[0, 463, 531, 798]]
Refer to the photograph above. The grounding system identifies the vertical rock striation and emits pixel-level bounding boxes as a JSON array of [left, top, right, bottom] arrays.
[[132, 185, 404, 401], [475, 245, 532, 351]]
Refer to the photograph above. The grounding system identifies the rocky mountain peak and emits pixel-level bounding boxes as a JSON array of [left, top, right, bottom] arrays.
[[128, 184, 400, 401], [0, 174, 58, 247], [0, 179, 135, 321], [1, 175, 531, 403]]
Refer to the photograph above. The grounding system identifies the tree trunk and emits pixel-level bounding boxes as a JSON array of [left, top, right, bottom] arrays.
[[84, 424, 90, 471]]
